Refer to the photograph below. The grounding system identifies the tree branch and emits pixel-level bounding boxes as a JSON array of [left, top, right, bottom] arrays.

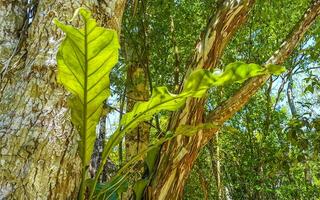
[[193, 0, 255, 70], [206, 0, 320, 136]]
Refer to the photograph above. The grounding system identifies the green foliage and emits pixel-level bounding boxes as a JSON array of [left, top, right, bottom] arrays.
[[304, 74, 320, 94], [266, 64, 286, 75], [55, 7, 287, 200], [121, 0, 213, 90], [101, 62, 280, 199]]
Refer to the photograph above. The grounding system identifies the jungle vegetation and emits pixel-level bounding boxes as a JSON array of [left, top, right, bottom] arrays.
[[0, 0, 320, 200]]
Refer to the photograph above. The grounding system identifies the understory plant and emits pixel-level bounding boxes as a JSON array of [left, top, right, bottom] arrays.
[[54, 8, 285, 200]]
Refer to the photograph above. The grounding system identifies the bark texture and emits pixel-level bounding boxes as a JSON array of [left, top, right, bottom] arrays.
[[148, 0, 320, 199], [0, 0, 125, 199], [0, 0, 27, 73]]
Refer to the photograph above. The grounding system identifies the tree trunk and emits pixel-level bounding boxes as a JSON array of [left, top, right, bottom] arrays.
[[0, 0, 27, 73], [0, 0, 125, 199], [125, 63, 150, 164], [147, 1, 320, 199]]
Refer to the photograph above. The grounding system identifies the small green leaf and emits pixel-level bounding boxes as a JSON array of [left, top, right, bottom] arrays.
[[304, 85, 314, 94]]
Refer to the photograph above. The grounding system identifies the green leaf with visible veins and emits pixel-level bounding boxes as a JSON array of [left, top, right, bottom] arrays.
[[54, 8, 119, 167]]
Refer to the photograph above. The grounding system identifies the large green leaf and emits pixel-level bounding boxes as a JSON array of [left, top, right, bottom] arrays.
[[107, 61, 284, 157], [92, 61, 285, 195], [119, 61, 283, 139], [54, 8, 119, 170]]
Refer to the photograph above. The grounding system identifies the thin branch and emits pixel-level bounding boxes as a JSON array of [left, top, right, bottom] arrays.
[[295, 66, 320, 74], [273, 53, 305, 110], [195, 0, 256, 70]]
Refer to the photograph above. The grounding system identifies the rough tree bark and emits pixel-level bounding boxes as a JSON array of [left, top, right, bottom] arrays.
[[0, 0, 126, 199], [147, 0, 320, 199], [0, 0, 27, 74]]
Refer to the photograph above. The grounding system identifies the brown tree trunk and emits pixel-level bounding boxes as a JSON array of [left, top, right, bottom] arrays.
[[147, 1, 320, 199], [0, 0, 125, 199]]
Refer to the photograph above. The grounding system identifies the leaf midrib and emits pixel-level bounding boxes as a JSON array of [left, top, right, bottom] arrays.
[[83, 17, 88, 165]]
